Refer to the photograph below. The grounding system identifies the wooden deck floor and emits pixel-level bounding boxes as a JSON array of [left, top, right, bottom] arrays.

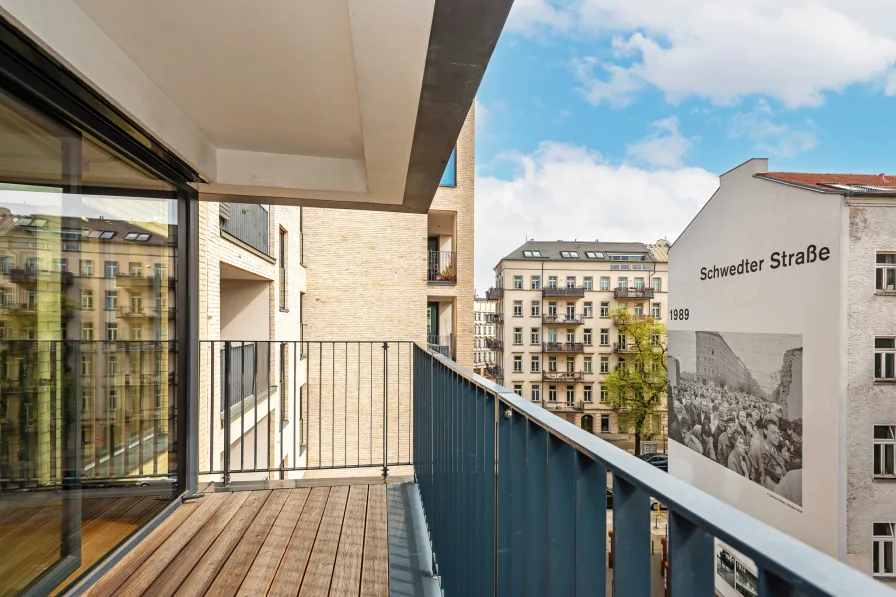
[[85, 485, 389, 597]]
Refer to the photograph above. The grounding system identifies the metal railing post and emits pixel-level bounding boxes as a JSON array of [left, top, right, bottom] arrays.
[[223, 342, 231, 486], [382, 341, 389, 481]]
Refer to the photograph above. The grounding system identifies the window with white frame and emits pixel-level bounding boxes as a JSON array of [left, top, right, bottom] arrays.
[[635, 277, 644, 289], [514, 328, 523, 345], [531, 355, 540, 372], [566, 329, 575, 344], [531, 276, 541, 290], [566, 356, 575, 372], [600, 329, 609, 346], [566, 386, 575, 404], [108, 355, 118, 376], [531, 301, 540, 317], [513, 355, 522, 373], [601, 414, 610, 432], [566, 276, 576, 288], [600, 357, 609, 374], [513, 300, 522, 316], [531, 385, 540, 402], [549, 356, 557, 372], [634, 303, 643, 316], [82, 290, 93, 310], [584, 302, 593, 317], [584, 277, 593, 290], [81, 323, 94, 341], [600, 302, 609, 317], [878, 254, 896, 291], [584, 357, 592, 373], [514, 383, 523, 394], [876, 337, 896, 380], [652, 302, 661, 318], [875, 425, 896, 477], [548, 385, 557, 401], [600, 277, 610, 291], [513, 275, 523, 289], [653, 277, 661, 292], [105, 260, 118, 278], [618, 277, 627, 289], [531, 328, 540, 344], [548, 276, 558, 288], [548, 328, 557, 343], [566, 303, 575, 319], [873, 523, 895, 576], [107, 323, 118, 341], [548, 302, 557, 316], [105, 290, 118, 310], [583, 329, 592, 345], [584, 386, 592, 402], [601, 387, 609, 402]]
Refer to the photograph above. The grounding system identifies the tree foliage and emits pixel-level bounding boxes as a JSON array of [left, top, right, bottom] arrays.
[[603, 307, 668, 455]]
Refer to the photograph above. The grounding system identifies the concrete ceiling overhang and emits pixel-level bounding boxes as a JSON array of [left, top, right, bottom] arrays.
[[0, 0, 513, 214]]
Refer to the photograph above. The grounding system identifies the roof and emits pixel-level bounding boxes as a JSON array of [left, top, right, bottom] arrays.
[[498, 240, 658, 264], [755, 172, 896, 194]]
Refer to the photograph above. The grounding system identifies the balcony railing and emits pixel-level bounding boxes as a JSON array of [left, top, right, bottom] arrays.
[[543, 286, 585, 298], [542, 371, 586, 382], [220, 202, 270, 255], [485, 287, 504, 300], [486, 337, 504, 350], [8, 268, 73, 285], [414, 345, 889, 597], [485, 313, 503, 324], [114, 274, 172, 289], [613, 342, 637, 354], [614, 287, 655, 299], [427, 334, 453, 358], [427, 250, 456, 283], [542, 342, 585, 354], [542, 313, 585, 325], [543, 399, 586, 412], [484, 364, 503, 379]]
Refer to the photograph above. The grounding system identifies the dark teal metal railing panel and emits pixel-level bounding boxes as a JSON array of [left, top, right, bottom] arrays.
[[221, 202, 269, 254], [412, 343, 896, 597]]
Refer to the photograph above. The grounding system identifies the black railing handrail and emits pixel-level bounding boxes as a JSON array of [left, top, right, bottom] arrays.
[[542, 342, 585, 353], [416, 345, 890, 597]]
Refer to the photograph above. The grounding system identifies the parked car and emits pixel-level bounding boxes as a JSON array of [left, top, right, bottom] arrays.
[[639, 453, 668, 472]]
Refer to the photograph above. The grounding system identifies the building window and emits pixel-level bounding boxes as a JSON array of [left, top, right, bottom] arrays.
[[584, 329, 592, 345], [548, 357, 557, 372], [875, 337, 896, 380], [548, 386, 557, 402], [82, 323, 94, 341], [82, 290, 93, 310], [513, 275, 523, 289], [566, 386, 575, 404], [109, 389, 118, 411], [878, 254, 896, 291], [80, 259, 93, 277], [566, 329, 575, 344], [105, 291, 118, 310], [653, 277, 662, 292], [566, 356, 575, 372], [618, 277, 627, 289], [514, 383, 523, 394], [584, 302, 593, 317], [564, 303, 573, 320], [548, 276, 558, 288], [0, 288, 10, 307], [513, 328, 523, 345], [0, 257, 10, 274], [531, 276, 541, 290], [584, 357, 592, 373], [513, 301, 523, 316], [873, 523, 896, 576], [652, 302, 661, 318], [547, 302, 557, 317], [601, 414, 610, 432], [634, 303, 643, 316], [584, 386, 592, 402], [566, 276, 576, 288], [584, 277, 593, 290], [531, 355, 540, 373], [599, 302, 609, 317], [106, 323, 118, 341], [531, 328, 540, 345], [634, 277, 644, 290], [548, 328, 557, 343], [279, 228, 288, 311], [531, 385, 540, 402], [600, 329, 609, 346], [601, 357, 609, 374], [531, 301, 540, 317], [600, 277, 610, 291], [875, 426, 896, 477], [105, 261, 118, 278], [108, 355, 118, 376]]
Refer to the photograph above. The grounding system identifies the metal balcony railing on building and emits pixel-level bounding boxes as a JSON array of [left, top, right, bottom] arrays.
[[543, 286, 585, 298], [220, 202, 270, 255], [115, 274, 171, 289], [614, 287, 655, 299], [427, 250, 456, 283], [542, 313, 585, 325], [485, 338, 503, 351], [8, 268, 70, 285], [427, 334, 452, 358], [543, 399, 586, 412], [613, 342, 638, 354], [542, 342, 585, 354], [485, 287, 503, 300], [542, 371, 586, 383], [484, 364, 503, 379], [485, 313, 503, 324]]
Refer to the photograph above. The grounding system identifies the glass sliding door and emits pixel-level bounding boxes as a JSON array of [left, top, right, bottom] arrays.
[[0, 84, 183, 595]]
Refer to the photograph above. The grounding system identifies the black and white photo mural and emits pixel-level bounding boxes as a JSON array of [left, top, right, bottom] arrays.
[[668, 331, 803, 506]]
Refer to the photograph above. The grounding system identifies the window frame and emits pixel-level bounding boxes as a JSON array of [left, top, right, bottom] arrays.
[[513, 275, 523, 289], [513, 327, 523, 345], [873, 523, 896, 577], [531, 276, 541, 290], [513, 355, 522, 373], [875, 425, 896, 478], [875, 337, 896, 381]]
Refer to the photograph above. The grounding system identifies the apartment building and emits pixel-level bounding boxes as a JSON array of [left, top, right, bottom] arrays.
[[668, 158, 896, 584], [473, 296, 497, 374], [488, 240, 668, 448]]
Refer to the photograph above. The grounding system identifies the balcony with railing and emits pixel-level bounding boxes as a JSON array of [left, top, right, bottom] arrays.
[[486, 337, 504, 350], [543, 286, 586, 298], [427, 333, 453, 357], [614, 286, 655, 299], [542, 313, 585, 325], [485, 287, 504, 300], [427, 250, 456, 283], [614, 342, 638, 354], [543, 370, 586, 382], [543, 342, 585, 354], [13, 339, 891, 596], [485, 313, 503, 324], [220, 202, 270, 255]]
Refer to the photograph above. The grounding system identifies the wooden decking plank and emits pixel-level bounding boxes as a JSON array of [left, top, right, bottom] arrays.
[[360, 485, 389, 597], [173, 491, 272, 597], [84, 495, 202, 597], [329, 485, 369, 597], [108, 491, 231, 596], [205, 489, 290, 597], [144, 491, 252, 597], [297, 485, 350, 597], [236, 488, 310, 596], [267, 487, 330, 597]]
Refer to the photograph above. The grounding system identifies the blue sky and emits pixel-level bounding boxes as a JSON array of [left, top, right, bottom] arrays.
[[472, 0, 896, 294]]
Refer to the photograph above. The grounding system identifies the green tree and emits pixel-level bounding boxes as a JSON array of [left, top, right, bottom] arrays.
[[603, 307, 668, 456]]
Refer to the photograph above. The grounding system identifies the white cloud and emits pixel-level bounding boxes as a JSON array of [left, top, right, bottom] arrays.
[[474, 98, 489, 134], [626, 116, 695, 167], [511, 0, 896, 108], [729, 102, 818, 158], [474, 142, 719, 294]]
